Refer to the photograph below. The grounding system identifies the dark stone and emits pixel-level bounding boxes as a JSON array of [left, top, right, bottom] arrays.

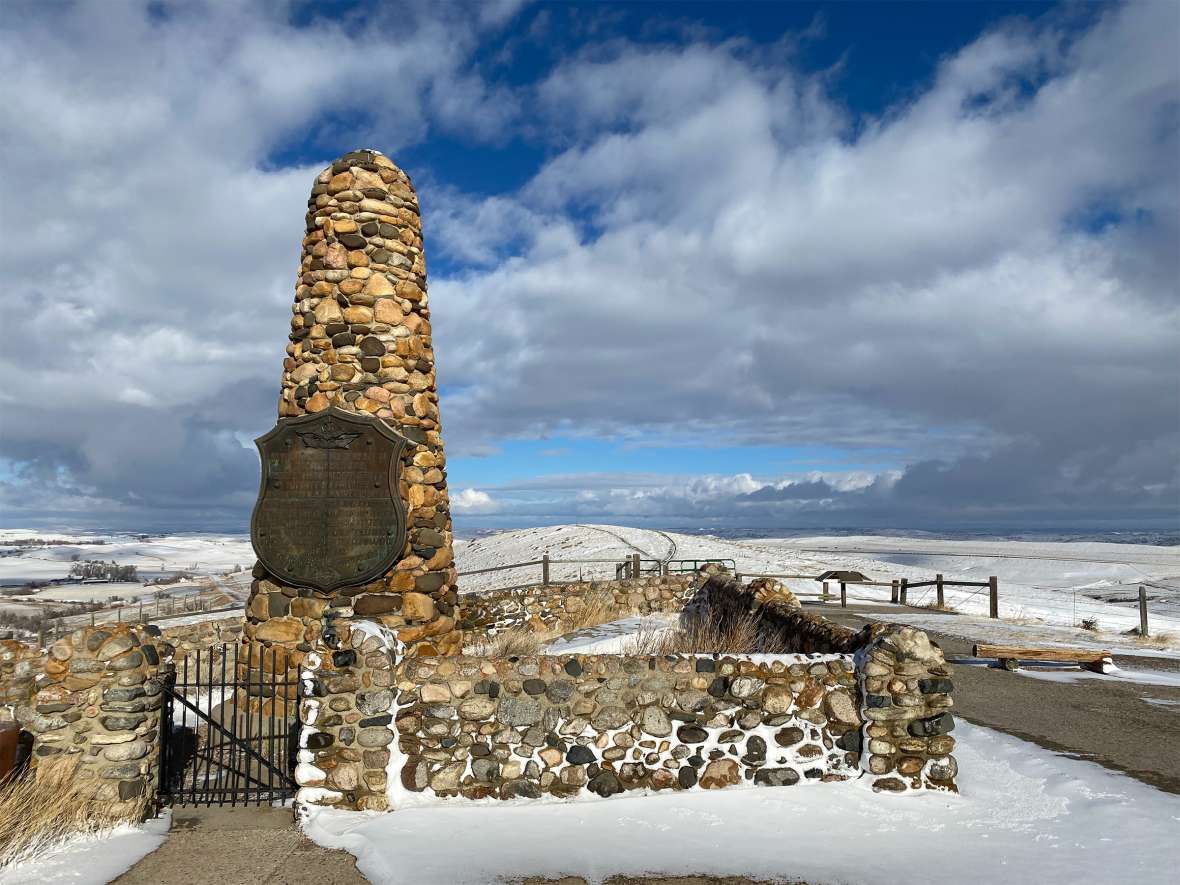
[[804, 768, 824, 779], [36, 703, 71, 714], [338, 233, 367, 249], [774, 727, 804, 747], [564, 660, 583, 677], [919, 678, 954, 694], [523, 679, 546, 696], [118, 779, 146, 801], [101, 715, 146, 731], [754, 768, 800, 787], [144, 624, 161, 637], [470, 744, 490, 757], [306, 732, 334, 750], [326, 323, 348, 336], [487, 681, 500, 699], [353, 594, 401, 616], [267, 594, 291, 617], [360, 337, 386, 356], [678, 766, 698, 788], [415, 572, 447, 594], [416, 528, 446, 548], [361, 357, 381, 372], [695, 658, 716, 673], [379, 223, 398, 238], [836, 730, 863, 753], [588, 771, 624, 797], [371, 249, 392, 265], [332, 650, 357, 668], [566, 745, 596, 765], [745, 735, 767, 761], [331, 332, 355, 348], [361, 222, 380, 236], [103, 687, 145, 702], [546, 680, 574, 702], [142, 644, 159, 666], [865, 694, 892, 708], [501, 780, 542, 799], [909, 712, 955, 737], [359, 714, 393, 728], [688, 754, 704, 768], [872, 777, 907, 792], [707, 677, 729, 698], [676, 725, 708, 744]]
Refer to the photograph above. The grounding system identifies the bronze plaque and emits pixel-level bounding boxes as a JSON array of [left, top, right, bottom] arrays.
[[250, 407, 408, 592]]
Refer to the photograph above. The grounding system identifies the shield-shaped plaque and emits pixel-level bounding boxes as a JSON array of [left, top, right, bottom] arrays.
[[250, 407, 408, 592]]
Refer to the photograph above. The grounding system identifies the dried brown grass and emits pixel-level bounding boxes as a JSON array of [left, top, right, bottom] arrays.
[[466, 628, 547, 658], [625, 611, 786, 656], [0, 756, 147, 870], [559, 591, 620, 632]]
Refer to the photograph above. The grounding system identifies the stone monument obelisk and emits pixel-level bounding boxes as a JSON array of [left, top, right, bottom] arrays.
[[243, 149, 460, 699]]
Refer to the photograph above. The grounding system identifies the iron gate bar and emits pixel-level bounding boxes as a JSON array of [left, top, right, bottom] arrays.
[[158, 642, 298, 808]]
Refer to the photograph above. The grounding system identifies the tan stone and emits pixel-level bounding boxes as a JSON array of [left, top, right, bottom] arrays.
[[363, 274, 396, 297], [420, 683, 451, 703], [255, 618, 305, 643], [347, 250, 369, 268], [373, 298, 403, 324], [305, 393, 330, 413], [699, 758, 741, 789], [402, 592, 436, 622], [333, 218, 358, 234], [328, 172, 354, 194], [324, 242, 348, 269], [343, 306, 373, 324], [314, 299, 342, 324], [340, 278, 364, 296]]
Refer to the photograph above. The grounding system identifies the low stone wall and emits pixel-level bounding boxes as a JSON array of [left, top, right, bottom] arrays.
[[21, 625, 172, 816], [1, 638, 42, 721], [691, 571, 958, 791], [459, 574, 694, 639], [390, 651, 862, 803], [160, 616, 244, 660]]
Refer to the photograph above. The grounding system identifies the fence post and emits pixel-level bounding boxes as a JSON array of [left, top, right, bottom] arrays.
[[139, 602, 145, 622], [117, 606, 122, 623], [936, 574, 944, 608], [989, 576, 999, 619], [631, 553, 641, 579], [37, 626, 45, 649], [840, 581, 847, 608], [899, 579, 908, 606], [734, 571, 742, 583], [822, 580, 830, 601], [541, 554, 550, 586], [661, 561, 669, 577], [1139, 585, 1149, 637], [90, 611, 95, 627], [890, 580, 898, 603]]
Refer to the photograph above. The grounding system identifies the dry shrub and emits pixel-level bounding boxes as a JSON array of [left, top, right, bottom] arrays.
[[465, 628, 546, 658], [1130, 630, 1178, 648], [559, 590, 620, 632], [0, 756, 147, 870], [919, 601, 957, 613], [626, 611, 786, 656]]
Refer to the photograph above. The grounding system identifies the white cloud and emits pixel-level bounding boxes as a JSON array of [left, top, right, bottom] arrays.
[[451, 488, 499, 513]]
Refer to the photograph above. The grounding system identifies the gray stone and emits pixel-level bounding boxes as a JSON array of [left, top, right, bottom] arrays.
[[499, 697, 543, 726], [640, 706, 672, 737]]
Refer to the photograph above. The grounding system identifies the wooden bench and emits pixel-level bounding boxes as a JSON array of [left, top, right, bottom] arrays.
[[972, 643, 1114, 674]]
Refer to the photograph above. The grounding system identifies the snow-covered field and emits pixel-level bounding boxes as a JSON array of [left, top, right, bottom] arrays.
[[302, 720, 1180, 885], [0, 530, 254, 586], [455, 525, 1180, 655], [4, 524, 1176, 657]]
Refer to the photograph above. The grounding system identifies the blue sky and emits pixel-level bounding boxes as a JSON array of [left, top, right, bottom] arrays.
[[0, 0, 1176, 533]]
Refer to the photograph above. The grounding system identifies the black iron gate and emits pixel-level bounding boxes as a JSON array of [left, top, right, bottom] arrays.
[[159, 642, 299, 807]]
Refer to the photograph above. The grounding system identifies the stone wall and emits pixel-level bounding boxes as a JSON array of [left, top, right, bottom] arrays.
[[389, 652, 862, 803], [690, 571, 958, 791], [21, 625, 172, 817], [243, 148, 459, 705], [459, 575, 695, 639], [1, 638, 42, 722]]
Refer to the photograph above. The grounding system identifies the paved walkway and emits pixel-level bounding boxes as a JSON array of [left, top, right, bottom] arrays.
[[114, 807, 366, 885]]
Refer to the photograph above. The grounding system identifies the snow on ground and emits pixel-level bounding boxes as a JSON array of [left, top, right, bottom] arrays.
[[1008, 664, 1180, 689], [0, 531, 254, 586], [302, 721, 1180, 885], [544, 613, 680, 655], [0, 812, 170, 885], [455, 526, 1180, 653], [865, 611, 1180, 660]]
